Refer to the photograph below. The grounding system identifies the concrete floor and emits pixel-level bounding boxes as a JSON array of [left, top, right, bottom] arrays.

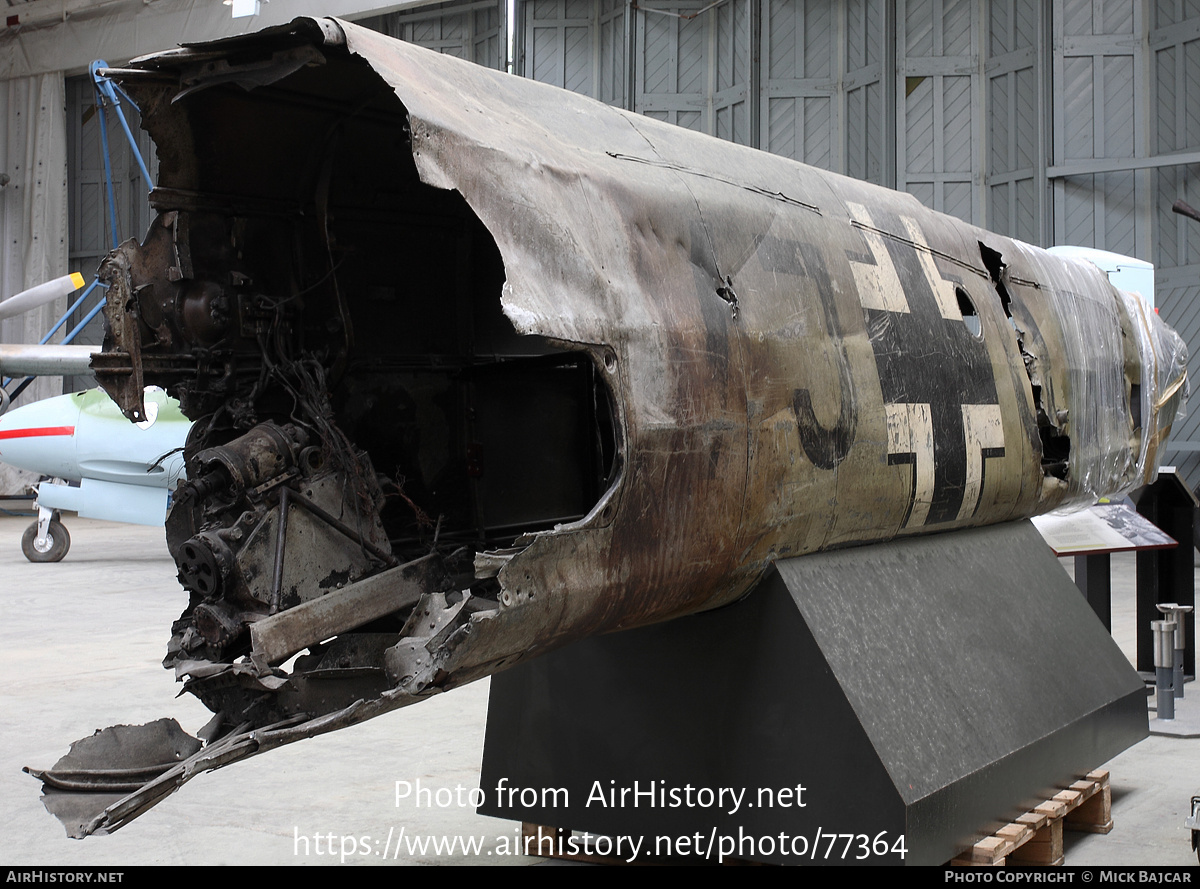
[[0, 513, 1197, 866]]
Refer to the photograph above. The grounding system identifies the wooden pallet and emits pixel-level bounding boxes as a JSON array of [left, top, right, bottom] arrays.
[[950, 770, 1113, 866]]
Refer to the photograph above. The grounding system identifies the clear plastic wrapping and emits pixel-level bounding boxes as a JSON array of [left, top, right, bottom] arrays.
[[1011, 243, 1188, 510], [1116, 287, 1189, 481]]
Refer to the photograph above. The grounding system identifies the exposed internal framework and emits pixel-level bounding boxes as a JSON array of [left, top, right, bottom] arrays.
[[103, 55, 621, 706], [101, 111, 622, 680], [31, 30, 627, 837], [27, 17, 1188, 839]]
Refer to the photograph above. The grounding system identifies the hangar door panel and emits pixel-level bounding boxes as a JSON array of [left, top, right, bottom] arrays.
[[358, 0, 508, 70], [758, 0, 889, 182], [1051, 0, 1148, 257], [520, 0, 753, 141], [986, 0, 1044, 244], [897, 0, 982, 225], [760, 0, 840, 170], [1152, 4, 1200, 480], [843, 0, 889, 185], [634, 0, 754, 142], [518, 0, 627, 106], [521, 0, 888, 174]]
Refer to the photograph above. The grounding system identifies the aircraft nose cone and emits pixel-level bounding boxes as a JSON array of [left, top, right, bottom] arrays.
[[0, 393, 82, 479]]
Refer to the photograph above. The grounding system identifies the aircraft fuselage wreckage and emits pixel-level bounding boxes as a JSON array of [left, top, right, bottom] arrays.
[[29, 17, 1187, 842]]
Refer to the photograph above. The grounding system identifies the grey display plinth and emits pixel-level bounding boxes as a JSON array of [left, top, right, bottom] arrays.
[[478, 521, 1148, 865]]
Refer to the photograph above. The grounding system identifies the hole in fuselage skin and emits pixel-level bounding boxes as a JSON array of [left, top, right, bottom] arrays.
[[150, 56, 621, 564], [332, 199, 620, 559], [976, 241, 1071, 484]]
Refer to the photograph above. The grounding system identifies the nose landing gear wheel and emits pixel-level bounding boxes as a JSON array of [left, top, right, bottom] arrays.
[[21, 519, 70, 562]]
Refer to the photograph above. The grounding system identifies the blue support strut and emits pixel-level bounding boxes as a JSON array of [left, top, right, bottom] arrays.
[[1, 63, 153, 406]]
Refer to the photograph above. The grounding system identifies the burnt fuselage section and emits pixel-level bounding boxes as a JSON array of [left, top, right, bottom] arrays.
[[36, 17, 1186, 837], [90, 39, 622, 738]]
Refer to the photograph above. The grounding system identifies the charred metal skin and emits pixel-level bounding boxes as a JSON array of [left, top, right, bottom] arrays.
[[28, 17, 1187, 837]]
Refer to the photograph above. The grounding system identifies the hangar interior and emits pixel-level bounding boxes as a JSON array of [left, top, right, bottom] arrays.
[[5, 0, 1200, 492], [1, 0, 1199, 867]]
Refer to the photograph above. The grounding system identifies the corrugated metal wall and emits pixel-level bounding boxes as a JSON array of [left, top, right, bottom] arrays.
[[0, 74, 68, 408]]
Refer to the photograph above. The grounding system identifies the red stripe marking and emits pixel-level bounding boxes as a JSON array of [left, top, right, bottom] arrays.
[[0, 425, 75, 440]]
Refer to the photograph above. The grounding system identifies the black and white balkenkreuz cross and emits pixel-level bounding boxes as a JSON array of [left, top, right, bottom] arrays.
[[846, 204, 1006, 528]]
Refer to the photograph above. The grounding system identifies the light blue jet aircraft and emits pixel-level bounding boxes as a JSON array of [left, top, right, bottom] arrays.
[[0, 387, 192, 561]]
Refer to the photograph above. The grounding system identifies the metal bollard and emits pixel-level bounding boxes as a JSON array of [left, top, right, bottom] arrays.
[[1156, 604, 1193, 699], [1154, 619, 1177, 720]]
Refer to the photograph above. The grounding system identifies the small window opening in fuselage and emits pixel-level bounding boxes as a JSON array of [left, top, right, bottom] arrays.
[[956, 286, 981, 338]]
